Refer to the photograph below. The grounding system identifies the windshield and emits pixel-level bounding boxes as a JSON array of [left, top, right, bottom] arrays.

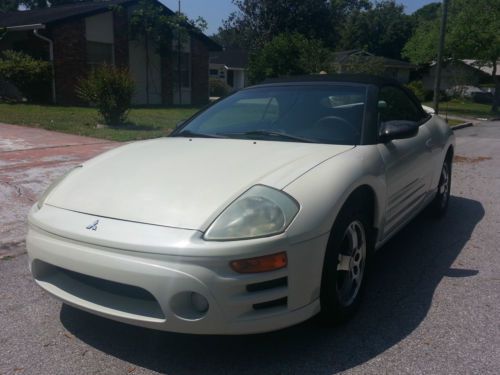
[[174, 84, 367, 145]]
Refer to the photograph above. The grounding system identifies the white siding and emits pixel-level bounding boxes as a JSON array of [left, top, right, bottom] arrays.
[[129, 38, 162, 105]]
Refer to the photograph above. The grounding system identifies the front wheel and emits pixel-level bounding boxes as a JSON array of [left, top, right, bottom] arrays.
[[429, 157, 452, 217], [320, 202, 372, 324]]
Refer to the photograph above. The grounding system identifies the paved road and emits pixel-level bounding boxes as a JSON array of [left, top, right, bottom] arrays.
[[1, 122, 499, 375]]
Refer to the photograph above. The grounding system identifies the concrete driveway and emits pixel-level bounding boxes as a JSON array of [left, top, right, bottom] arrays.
[[1, 121, 499, 374], [0, 123, 118, 258]]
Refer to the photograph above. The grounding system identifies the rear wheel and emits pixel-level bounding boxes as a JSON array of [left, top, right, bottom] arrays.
[[320, 200, 372, 324]]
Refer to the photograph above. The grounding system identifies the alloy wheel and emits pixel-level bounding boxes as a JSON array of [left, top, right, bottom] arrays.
[[336, 220, 367, 307]]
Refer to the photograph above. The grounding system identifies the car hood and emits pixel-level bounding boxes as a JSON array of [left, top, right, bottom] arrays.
[[46, 137, 353, 230]]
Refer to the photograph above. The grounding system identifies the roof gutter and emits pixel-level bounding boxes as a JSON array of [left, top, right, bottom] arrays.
[[33, 28, 57, 104], [6, 24, 45, 31]]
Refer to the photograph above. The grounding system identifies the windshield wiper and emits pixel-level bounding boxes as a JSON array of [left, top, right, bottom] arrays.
[[172, 130, 224, 139], [219, 130, 314, 143]]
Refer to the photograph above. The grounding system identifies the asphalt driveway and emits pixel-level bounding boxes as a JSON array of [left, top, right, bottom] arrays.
[[1, 121, 499, 374]]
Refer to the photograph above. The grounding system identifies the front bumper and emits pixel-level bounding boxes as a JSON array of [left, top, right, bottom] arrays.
[[26, 206, 328, 335]]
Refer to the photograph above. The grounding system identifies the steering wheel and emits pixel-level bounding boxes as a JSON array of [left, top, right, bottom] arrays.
[[312, 116, 360, 141]]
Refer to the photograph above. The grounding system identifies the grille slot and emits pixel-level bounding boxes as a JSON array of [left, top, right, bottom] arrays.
[[253, 297, 287, 310], [33, 260, 165, 320], [246, 277, 287, 292]]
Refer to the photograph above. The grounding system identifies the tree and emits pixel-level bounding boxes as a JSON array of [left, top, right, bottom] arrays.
[[216, 0, 332, 49], [329, 0, 371, 46], [337, 0, 413, 59], [0, 0, 20, 12], [19, 0, 49, 8], [19, 0, 88, 9], [403, 0, 500, 112], [248, 33, 331, 83], [411, 2, 441, 25]]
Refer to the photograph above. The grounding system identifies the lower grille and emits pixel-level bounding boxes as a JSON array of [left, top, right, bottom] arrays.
[[253, 297, 288, 310], [33, 260, 165, 320], [246, 277, 287, 292]]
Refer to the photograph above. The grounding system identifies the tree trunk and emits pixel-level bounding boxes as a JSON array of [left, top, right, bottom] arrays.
[[492, 60, 499, 113]]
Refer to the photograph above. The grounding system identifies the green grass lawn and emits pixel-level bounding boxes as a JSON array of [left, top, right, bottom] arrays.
[[424, 99, 497, 119], [446, 118, 466, 127], [0, 104, 202, 141]]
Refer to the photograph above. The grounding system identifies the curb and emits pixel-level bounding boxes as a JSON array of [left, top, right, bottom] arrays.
[[451, 122, 473, 130]]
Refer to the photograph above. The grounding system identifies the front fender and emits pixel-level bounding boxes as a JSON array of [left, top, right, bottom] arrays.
[[283, 146, 386, 245]]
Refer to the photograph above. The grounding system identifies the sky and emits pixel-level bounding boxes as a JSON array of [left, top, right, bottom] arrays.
[[160, 0, 440, 36]]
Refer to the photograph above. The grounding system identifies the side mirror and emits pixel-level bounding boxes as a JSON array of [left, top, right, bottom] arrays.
[[379, 120, 419, 142], [421, 105, 435, 115]]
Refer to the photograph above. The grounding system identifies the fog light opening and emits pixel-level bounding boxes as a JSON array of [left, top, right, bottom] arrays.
[[191, 292, 209, 313]]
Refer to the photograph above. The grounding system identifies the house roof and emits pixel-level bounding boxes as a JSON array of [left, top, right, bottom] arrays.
[[462, 60, 500, 77], [0, 0, 221, 50], [0, 0, 134, 28], [332, 49, 416, 69], [210, 49, 249, 69]]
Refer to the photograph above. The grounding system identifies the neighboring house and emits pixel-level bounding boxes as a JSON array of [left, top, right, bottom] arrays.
[[422, 60, 497, 91], [209, 49, 248, 91], [0, 0, 221, 105], [332, 50, 416, 84]]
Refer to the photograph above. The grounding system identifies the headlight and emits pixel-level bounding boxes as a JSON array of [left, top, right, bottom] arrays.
[[204, 185, 299, 241], [37, 165, 82, 209]]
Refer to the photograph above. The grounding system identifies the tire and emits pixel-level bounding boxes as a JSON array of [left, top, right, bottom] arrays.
[[428, 156, 452, 218], [319, 198, 373, 324]]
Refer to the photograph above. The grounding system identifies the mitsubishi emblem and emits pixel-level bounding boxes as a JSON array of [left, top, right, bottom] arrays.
[[86, 220, 99, 231]]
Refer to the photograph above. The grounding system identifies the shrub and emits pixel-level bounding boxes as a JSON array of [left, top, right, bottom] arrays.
[[0, 50, 51, 102], [76, 65, 135, 127], [209, 78, 231, 97], [406, 80, 426, 102]]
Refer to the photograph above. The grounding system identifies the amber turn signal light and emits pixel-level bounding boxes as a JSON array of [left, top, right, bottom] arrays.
[[230, 252, 287, 273]]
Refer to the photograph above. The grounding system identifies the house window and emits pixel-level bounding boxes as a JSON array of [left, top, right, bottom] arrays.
[[87, 41, 114, 66], [209, 69, 219, 76], [173, 52, 191, 88]]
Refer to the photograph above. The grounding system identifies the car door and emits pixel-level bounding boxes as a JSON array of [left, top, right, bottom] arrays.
[[376, 85, 435, 239]]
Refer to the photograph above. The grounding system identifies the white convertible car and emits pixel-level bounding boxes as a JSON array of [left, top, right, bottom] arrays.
[[27, 75, 455, 334]]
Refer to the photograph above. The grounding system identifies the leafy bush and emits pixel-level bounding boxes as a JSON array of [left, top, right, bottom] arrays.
[[0, 50, 51, 102], [406, 80, 426, 102], [209, 78, 231, 97], [76, 65, 135, 127]]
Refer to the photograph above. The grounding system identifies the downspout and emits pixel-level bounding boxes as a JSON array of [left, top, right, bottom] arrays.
[[33, 29, 56, 104]]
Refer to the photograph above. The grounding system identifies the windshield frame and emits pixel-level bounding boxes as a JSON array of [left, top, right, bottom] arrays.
[[171, 82, 372, 146]]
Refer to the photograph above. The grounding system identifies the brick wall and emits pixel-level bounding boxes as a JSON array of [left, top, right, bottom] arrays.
[[191, 37, 209, 105], [49, 19, 87, 105]]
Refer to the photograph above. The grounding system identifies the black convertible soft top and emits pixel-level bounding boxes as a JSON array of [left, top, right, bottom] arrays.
[[260, 74, 403, 88]]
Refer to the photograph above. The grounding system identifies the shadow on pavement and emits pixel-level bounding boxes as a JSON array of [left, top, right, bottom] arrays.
[[61, 195, 484, 374]]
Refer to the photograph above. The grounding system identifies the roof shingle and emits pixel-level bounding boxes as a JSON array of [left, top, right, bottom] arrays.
[[0, 0, 134, 28]]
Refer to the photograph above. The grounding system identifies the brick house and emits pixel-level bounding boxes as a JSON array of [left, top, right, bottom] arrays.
[[0, 0, 220, 105]]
